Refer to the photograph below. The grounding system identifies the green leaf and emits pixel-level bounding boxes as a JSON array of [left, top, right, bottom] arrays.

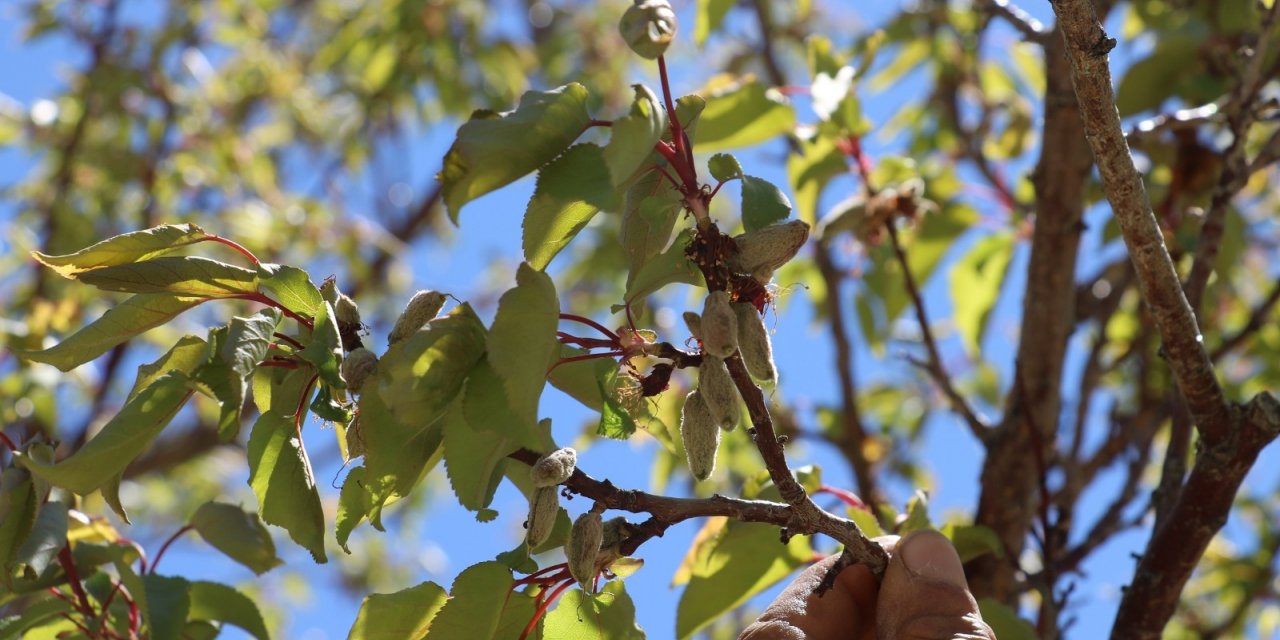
[[597, 368, 640, 440], [20, 294, 206, 371], [193, 310, 280, 440], [544, 581, 644, 639], [487, 264, 559, 425], [741, 175, 793, 232], [128, 335, 208, 401], [708, 153, 743, 182], [257, 264, 325, 319], [424, 562, 514, 640], [620, 167, 683, 273], [10, 501, 67, 580], [1115, 37, 1198, 117], [0, 597, 72, 639], [693, 0, 735, 46], [942, 524, 1005, 563], [786, 135, 846, 225], [143, 574, 191, 640], [693, 80, 795, 152], [899, 491, 931, 534], [624, 228, 702, 303], [358, 388, 446, 530], [75, 256, 258, 298], [950, 232, 1014, 355], [335, 466, 373, 553], [522, 144, 617, 271], [675, 521, 811, 639], [246, 411, 327, 563], [547, 345, 613, 411], [16, 373, 191, 494], [187, 581, 270, 640], [604, 85, 667, 187], [348, 580, 448, 640], [189, 502, 283, 575], [443, 404, 512, 512], [31, 223, 211, 278], [977, 598, 1037, 640], [298, 301, 344, 389], [0, 467, 39, 576], [441, 83, 592, 220], [463, 357, 547, 451]]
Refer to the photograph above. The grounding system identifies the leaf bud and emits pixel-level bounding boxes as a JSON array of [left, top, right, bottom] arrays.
[[700, 291, 738, 359], [698, 355, 739, 431], [734, 303, 776, 383], [727, 220, 810, 283], [387, 290, 446, 346], [530, 447, 577, 487], [525, 486, 560, 549], [568, 511, 605, 592], [680, 390, 720, 481], [340, 347, 378, 393], [619, 0, 677, 60]]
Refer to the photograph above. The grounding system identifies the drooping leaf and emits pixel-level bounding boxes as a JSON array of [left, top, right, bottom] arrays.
[[10, 500, 67, 580], [298, 300, 344, 389], [522, 144, 617, 271], [347, 580, 448, 640], [950, 232, 1015, 355], [544, 581, 645, 639], [189, 502, 283, 575], [186, 581, 270, 640], [128, 335, 209, 401], [423, 561, 514, 640], [486, 263, 559, 426], [441, 83, 592, 220], [741, 175, 793, 232], [30, 223, 211, 278], [693, 0, 735, 46], [256, 263, 325, 319], [20, 294, 206, 371], [675, 521, 811, 639], [75, 256, 259, 298], [193, 310, 280, 440], [604, 84, 667, 187], [335, 466, 373, 553], [443, 403, 512, 512], [16, 372, 192, 494], [619, 167, 683, 274], [624, 228, 702, 303], [246, 411, 327, 563], [143, 574, 191, 640], [693, 80, 795, 152], [358, 387, 446, 530]]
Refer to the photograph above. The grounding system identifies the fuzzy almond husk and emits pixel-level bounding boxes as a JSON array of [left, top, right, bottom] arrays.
[[387, 290, 446, 346], [734, 303, 777, 383], [525, 486, 560, 549], [698, 355, 740, 431], [340, 347, 378, 393], [701, 291, 738, 358], [568, 511, 605, 592], [531, 447, 577, 487], [727, 220, 810, 283], [681, 390, 721, 481]]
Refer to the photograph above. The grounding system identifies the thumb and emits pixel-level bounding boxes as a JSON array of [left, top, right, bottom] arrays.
[[876, 529, 996, 640]]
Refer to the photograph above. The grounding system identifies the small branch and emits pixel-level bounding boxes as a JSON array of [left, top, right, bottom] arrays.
[[1211, 279, 1280, 361], [0, 431, 16, 452], [149, 524, 193, 575], [981, 0, 1049, 42], [57, 545, 96, 617], [886, 224, 990, 440]]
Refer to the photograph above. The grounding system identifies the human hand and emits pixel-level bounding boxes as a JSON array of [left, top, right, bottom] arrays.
[[739, 529, 996, 640]]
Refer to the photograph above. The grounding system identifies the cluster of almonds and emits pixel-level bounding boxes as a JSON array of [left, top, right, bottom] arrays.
[[526, 448, 637, 594], [816, 178, 933, 244], [677, 220, 808, 481]]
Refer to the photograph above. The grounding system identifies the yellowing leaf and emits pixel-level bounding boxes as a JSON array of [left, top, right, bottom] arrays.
[[31, 223, 210, 278]]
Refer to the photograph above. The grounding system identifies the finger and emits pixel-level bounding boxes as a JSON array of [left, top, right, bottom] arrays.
[[739, 552, 879, 640], [875, 529, 996, 640]]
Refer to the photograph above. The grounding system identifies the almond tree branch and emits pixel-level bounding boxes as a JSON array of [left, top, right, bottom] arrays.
[[980, 0, 1048, 43], [1051, 2, 1280, 636]]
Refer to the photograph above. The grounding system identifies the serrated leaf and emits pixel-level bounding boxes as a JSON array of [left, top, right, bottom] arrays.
[[246, 411, 327, 563], [348, 580, 448, 640], [597, 369, 640, 440], [708, 153, 742, 182], [544, 581, 644, 639], [335, 466, 373, 553], [30, 223, 210, 278], [741, 175, 793, 232], [463, 357, 547, 451], [624, 228, 702, 303], [256, 264, 324, 319], [0, 468, 39, 574], [358, 386, 446, 530], [694, 0, 735, 46], [547, 345, 613, 411], [950, 232, 1014, 355], [605, 85, 667, 187], [143, 574, 191, 640], [441, 83, 592, 220], [298, 300, 344, 389], [10, 501, 67, 580], [20, 294, 206, 371], [423, 562, 514, 640], [693, 80, 795, 152], [75, 256, 258, 298], [0, 597, 72, 639], [187, 581, 270, 640], [522, 144, 616, 271], [620, 168, 683, 274], [443, 404, 511, 512], [675, 521, 811, 639], [189, 502, 282, 575], [128, 335, 209, 401], [195, 310, 280, 440], [977, 598, 1038, 640], [487, 264, 558, 425], [16, 372, 192, 494]]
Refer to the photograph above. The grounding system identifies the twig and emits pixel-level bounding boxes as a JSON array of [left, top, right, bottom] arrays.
[[886, 224, 991, 440], [1211, 279, 1280, 361], [981, 0, 1048, 42]]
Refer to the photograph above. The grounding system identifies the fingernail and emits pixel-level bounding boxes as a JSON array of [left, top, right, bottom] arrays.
[[899, 529, 968, 590]]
